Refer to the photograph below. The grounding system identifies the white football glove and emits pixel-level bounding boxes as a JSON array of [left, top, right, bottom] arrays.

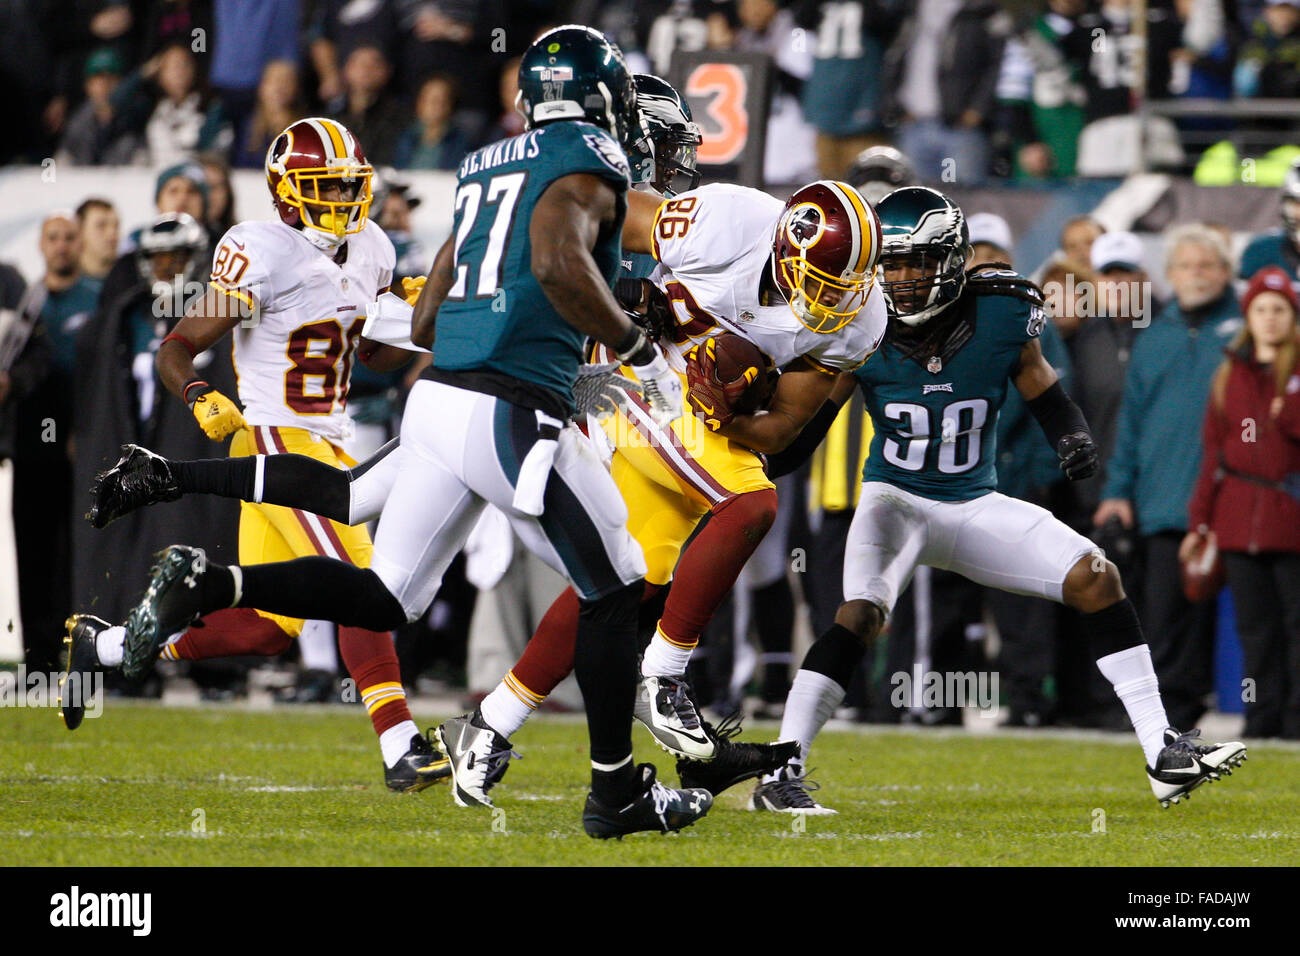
[[572, 362, 643, 420]]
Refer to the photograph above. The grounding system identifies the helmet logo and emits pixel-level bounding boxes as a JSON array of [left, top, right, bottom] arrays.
[[785, 203, 825, 249]]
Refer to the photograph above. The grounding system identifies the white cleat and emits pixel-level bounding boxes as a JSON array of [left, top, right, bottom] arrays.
[[1147, 728, 1247, 808], [634, 674, 717, 761], [434, 709, 517, 808]]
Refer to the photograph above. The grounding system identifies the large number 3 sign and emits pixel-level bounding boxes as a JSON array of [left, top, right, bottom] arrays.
[[685, 63, 748, 165]]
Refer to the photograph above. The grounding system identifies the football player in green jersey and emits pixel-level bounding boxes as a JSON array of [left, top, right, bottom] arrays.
[[753, 187, 1247, 813]]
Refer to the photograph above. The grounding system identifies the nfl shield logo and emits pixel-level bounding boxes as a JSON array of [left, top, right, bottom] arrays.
[[341, 277, 349, 291], [739, 310, 754, 323], [927, 355, 942, 374]]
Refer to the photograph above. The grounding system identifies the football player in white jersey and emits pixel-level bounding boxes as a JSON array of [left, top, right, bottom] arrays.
[[64, 117, 449, 793]]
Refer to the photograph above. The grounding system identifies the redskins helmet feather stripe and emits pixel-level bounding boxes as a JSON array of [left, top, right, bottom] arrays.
[[772, 180, 882, 334]]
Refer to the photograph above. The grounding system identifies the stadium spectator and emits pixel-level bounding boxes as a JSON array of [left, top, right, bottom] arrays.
[[729, 0, 819, 184], [794, 0, 902, 180], [12, 213, 99, 671], [56, 47, 141, 166], [1040, 257, 1095, 340], [1239, 158, 1300, 284], [879, 0, 1011, 186], [233, 59, 303, 169], [393, 73, 471, 171], [1095, 223, 1243, 730], [76, 198, 121, 282], [208, 0, 300, 127], [139, 0, 214, 64], [308, 0, 399, 105], [197, 151, 236, 239], [114, 42, 233, 167], [994, 0, 1088, 180], [1070, 232, 1159, 526], [0, 258, 38, 658], [967, 212, 1014, 266], [1156, 0, 1235, 105], [1235, 0, 1300, 98], [328, 45, 407, 166], [1060, 215, 1106, 270], [480, 56, 525, 146], [395, 0, 515, 110], [1185, 266, 1300, 738], [374, 170, 429, 282], [71, 213, 238, 629]]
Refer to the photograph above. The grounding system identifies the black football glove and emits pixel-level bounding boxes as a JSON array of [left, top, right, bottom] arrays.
[[1057, 432, 1098, 481]]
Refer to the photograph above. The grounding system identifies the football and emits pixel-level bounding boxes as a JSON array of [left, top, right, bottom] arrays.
[[709, 332, 775, 413]]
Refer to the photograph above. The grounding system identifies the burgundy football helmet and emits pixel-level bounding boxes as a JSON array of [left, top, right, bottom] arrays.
[[772, 180, 882, 334], [265, 117, 373, 248]]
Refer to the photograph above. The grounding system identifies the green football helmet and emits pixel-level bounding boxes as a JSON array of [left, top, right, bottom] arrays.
[[516, 25, 644, 154], [627, 74, 702, 196], [874, 186, 971, 326]]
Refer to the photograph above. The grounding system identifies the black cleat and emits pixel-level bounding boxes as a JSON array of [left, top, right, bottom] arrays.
[[750, 766, 837, 815], [385, 732, 452, 793], [582, 763, 712, 839], [88, 444, 181, 529], [677, 714, 801, 796], [59, 615, 108, 730], [435, 710, 518, 808], [122, 545, 212, 681], [1148, 727, 1247, 807]]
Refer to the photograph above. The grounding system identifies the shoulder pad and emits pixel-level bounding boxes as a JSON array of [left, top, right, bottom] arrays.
[[966, 264, 1044, 307]]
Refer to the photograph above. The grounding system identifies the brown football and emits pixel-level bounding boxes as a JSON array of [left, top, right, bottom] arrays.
[[709, 332, 774, 413], [1180, 535, 1225, 603]]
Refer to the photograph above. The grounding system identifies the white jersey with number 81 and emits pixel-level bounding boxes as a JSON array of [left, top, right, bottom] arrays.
[[210, 219, 395, 444]]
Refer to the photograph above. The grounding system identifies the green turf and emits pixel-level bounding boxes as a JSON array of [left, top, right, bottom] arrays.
[[3, 703, 1297, 865]]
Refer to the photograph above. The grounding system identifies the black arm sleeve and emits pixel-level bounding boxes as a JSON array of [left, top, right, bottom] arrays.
[[764, 399, 842, 479], [1026, 380, 1091, 449]]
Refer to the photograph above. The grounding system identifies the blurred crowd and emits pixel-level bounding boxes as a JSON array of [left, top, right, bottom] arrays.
[[6, 1, 1300, 183], [1, 0, 1298, 737]]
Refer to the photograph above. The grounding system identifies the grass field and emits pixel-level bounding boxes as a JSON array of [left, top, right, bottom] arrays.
[[3, 703, 1298, 866]]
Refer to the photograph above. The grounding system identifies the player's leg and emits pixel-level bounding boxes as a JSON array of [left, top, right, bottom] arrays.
[[940, 492, 1246, 806], [754, 481, 930, 814], [88, 438, 402, 528]]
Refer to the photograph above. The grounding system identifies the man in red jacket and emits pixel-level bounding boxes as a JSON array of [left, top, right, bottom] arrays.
[[1183, 266, 1300, 738]]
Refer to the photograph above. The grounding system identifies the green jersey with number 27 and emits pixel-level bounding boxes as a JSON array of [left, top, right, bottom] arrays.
[[433, 121, 630, 401], [856, 270, 1048, 502]]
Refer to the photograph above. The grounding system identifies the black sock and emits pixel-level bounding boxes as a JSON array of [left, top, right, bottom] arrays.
[[752, 577, 794, 702], [591, 761, 639, 807], [1081, 597, 1146, 660], [802, 622, 868, 689], [238, 557, 407, 630], [173, 457, 256, 499], [575, 580, 641, 800]]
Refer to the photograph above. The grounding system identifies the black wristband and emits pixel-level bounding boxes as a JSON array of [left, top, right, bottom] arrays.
[[183, 378, 214, 408], [614, 326, 655, 366], [1026, 380, 1091, 449], [614, 277, 646, 313]]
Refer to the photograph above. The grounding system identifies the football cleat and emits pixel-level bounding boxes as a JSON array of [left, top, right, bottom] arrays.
[[750, 766, 837, 815], [121, 545, 210, 681], [58, 614, 108, 730], [634, 674, 716, 761], [87, 444, 181, 529], [677, 714, 800, 796], [1147, 728, 1247, 808], [435, 710, 518, 808], [582, 763, 712, 839], [384, 731, 452, 793]]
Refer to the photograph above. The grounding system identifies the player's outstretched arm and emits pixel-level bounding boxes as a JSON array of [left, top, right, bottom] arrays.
[[411, 235, 454, 349], [717, 360, 849, 455], [532, 172, 681, 423], [1014, 336, 1099, 481], [157, 286, 248, 440]]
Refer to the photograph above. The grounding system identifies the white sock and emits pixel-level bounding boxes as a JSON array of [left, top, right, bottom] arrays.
[[380, 719, 420, 768], [640, 625, 695, 678], [96, 626, 126, 667], [1096, 645, 1169, 765], [479, 672, 538, 740], [762, 669, 846, 782]]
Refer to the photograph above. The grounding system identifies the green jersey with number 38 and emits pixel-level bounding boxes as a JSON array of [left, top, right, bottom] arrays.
[[433, 121, 631, 401], [856, 269, 1048, 502]]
